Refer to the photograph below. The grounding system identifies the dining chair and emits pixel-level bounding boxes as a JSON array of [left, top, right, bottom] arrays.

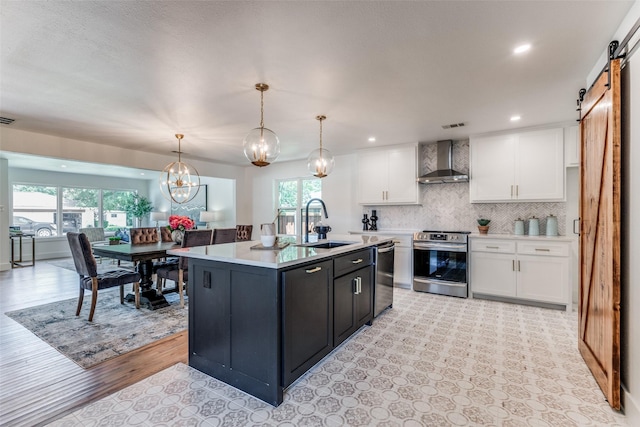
[[160, 227, 173, 242], [156, 229, 213, 307], [212, 228, 237, 244], [67, 232, 141, 321], [235, 224, 253, 241], [130, 227, 159, 244]]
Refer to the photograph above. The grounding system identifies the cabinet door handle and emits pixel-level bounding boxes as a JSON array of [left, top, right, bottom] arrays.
[[305, 267, 322, 274], [355, 277, 362, 294], [352, 258, 364, 264], [382, 191, 384, 200], [352, 277, 359, 294], [512, 260, 515, 271], [535, 248, 550, 252], [515, 185, 519, 197], [573, 219, 580, 235], [517, 260, 521, 271], [486, 245, 499, 249]]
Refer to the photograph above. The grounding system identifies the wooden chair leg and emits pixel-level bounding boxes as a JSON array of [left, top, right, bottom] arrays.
[[178, 269, 185, 308], [134, 282, 140, 309], [119, 285, 124, 304], [76, 286, 84, 316], [88, 278, 99, 322]]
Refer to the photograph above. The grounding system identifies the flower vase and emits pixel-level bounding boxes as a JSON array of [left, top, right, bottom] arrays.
[[171, 230, 184, 244]]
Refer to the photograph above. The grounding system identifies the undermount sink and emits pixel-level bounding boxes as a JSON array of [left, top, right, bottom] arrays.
[[296, 240, 357, 249]]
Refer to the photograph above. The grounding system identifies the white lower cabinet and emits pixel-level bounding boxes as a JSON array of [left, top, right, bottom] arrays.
[[470, 238, 571, 311]]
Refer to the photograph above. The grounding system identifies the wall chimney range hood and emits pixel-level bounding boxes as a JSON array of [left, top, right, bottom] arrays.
[[417, 140, 469, 184]]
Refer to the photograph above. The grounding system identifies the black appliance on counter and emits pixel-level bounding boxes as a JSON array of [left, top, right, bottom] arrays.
[[413, 230, 469, 298], [374, 240, 395, 317]]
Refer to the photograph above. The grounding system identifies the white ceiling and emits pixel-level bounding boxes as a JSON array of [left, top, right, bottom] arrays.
[[0, 1, 634, 171]]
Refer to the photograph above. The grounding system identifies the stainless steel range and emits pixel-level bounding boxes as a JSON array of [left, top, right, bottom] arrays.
[[412, 230, 470, 298]]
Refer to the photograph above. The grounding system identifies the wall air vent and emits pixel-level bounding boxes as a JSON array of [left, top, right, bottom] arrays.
[[441, 122, 465, 129], [0, 117, 15, 125]]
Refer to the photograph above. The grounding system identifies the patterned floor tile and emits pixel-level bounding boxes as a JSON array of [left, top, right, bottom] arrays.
[[46, 288, 627, 426]]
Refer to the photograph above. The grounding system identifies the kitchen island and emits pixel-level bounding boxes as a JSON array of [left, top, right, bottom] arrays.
[[168, 234, 392, 406]]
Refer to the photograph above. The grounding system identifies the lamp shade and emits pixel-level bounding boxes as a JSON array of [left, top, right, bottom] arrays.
[[199, 211, 217, 223], [150, 212, 168, 222]]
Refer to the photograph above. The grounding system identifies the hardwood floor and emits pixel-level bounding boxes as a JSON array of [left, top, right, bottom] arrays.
[[0, 259, 188, 427]]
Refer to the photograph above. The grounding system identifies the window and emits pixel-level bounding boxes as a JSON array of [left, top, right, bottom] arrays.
[[276, 178, 321, 236], [12, 184, 137, 238], [12, 185, 58, 237]]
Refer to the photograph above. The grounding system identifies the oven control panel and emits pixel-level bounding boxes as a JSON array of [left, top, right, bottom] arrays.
[[413, 231, 469, 243]]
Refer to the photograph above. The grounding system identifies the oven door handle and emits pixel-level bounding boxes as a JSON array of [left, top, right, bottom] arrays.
[[413, 242, 467, 252]]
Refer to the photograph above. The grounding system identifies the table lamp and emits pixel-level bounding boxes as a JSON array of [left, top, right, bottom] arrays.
[[199, 211, 221, 229], [150, 211, 168, 228]]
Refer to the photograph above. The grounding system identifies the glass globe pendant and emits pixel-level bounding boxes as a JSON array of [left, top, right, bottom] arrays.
[[243, 83, 280, 167], [307, 115, 335, 178], [159, 134, 201, 204]]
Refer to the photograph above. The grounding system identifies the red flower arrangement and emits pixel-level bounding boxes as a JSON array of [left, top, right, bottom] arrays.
[[167, 215, 195, 232]]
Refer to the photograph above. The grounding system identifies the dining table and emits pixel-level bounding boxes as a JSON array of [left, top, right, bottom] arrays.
[[92, 241, 180, 310]]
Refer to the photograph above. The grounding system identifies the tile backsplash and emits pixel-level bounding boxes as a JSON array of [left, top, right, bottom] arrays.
[[362, 140, 567, 235]]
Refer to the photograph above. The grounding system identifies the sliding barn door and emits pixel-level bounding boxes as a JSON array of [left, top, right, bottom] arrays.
[[579, 58, 621, 410]]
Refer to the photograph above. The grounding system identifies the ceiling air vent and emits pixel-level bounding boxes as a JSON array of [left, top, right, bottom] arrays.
[[0, 117, 15, 125], [441, 122, 465, 129]]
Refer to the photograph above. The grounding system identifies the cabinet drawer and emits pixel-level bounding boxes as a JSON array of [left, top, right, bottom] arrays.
[[517, 241, 569, 257], [334, 249, 373, 278], [470, 239, 515, 254]]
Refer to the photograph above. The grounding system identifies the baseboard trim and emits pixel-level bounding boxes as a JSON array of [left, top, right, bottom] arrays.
[[623, 385, 640, 425]]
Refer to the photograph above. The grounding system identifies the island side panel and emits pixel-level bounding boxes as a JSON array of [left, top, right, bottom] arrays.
[[188, 258, 283, 406]]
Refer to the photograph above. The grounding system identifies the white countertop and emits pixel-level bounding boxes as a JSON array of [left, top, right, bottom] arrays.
[[469, 233, 577, 242], [348, 229, 418, 236], [167, 234, 394, 269]]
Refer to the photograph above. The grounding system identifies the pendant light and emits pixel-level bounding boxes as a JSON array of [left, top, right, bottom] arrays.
[[243, 83, 280, 167], [159, 134, 201, 204], [307, 115, 335, 178]]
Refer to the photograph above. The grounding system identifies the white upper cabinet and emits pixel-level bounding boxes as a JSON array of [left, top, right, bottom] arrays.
[[469, 128, 565, 202], [565, 125, 580, 167], [357, 144, 418, 205]]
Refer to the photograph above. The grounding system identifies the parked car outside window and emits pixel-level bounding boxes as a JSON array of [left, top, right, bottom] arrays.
[[11, 216, 58, 237]]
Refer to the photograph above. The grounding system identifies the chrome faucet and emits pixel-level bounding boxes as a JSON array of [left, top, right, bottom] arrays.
[[305, 198, 329, 243]]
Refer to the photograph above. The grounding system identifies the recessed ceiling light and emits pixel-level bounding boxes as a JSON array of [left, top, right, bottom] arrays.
[[510, 115, 521, 122], [61, 164, 67, 168], [514, 44, 531, 54], [140, 172, 145, 176], [368, 137, 376, 142]]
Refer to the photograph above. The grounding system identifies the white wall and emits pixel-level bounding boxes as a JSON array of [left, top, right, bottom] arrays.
[[0, 159, 9, 270], [621, 31, 640, 424]]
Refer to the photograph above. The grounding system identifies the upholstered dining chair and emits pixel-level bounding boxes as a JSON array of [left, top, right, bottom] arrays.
[[67, 232, 141, 322], [156, 229, 213, 308], [235, 225, 253, 241], [130, 227, 159, 245], [160, 227, 173, 242], [212, 228, 237, 244]]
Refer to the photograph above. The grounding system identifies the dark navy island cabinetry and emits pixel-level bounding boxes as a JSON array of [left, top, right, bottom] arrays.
[[184, 244, 377, 407]]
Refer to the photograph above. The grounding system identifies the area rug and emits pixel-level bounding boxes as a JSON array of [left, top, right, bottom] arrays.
[[4, 288, 187, 369]]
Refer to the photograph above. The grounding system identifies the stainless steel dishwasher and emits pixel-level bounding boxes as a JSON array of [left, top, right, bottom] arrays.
[[374, 241, 395, 317]]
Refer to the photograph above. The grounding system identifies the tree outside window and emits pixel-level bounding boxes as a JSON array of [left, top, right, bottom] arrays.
[[276, 178, 321, 236]]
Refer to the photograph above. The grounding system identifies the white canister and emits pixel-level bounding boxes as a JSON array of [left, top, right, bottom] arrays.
[[546, 214, 558, 236], [514, 219, 525, 235], [528, 216, 540, 236]]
